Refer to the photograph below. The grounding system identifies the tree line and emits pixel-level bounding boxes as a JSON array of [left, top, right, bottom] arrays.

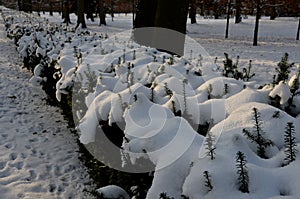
[[14, 0, 300, 49]]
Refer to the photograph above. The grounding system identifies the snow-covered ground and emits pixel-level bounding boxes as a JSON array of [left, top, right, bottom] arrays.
[[1, 7, 300, 199], [0, 11, 94, 199], [41, 12, 300, 85]]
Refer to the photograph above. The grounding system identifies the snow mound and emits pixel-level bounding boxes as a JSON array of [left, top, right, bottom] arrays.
[[97, 185, 130, 199]]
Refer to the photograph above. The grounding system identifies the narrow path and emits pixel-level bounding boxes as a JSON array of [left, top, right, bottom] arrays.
[[0, 14, 94, 199]]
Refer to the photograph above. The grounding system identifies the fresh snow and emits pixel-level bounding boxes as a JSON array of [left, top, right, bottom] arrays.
[[0, 8, 93, 199], [1, 6, 300, 199], [97, 185, 130, 199]]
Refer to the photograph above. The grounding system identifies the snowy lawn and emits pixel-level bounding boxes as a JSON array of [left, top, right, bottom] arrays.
[[0, 8, 94, 199]]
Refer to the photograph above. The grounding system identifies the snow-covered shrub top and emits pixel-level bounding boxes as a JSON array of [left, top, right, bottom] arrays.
[[3, 8, 300, 199], [73, 32, 300, 198]]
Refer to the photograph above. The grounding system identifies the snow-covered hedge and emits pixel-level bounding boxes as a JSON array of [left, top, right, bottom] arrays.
[[3, 7, 300, 199]]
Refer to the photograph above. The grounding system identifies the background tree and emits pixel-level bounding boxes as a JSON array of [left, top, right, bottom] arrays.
[[133, 0, 190, 56], [98, 0, 107, 26], [22, 0, 32, 13], [86, 0, 95, 22], [62, 0, 71, 25], [109, 0, 115, 21], [253, 0, 261, 46], [235, 0, 242, 23], [225, 0, 232, 38], [76, 0, 87, 28], [49, 1, 53, 16], [17, 0, 21, 11], [267, 0, 277, 20], [212, 0, 227, 19], [189, 0, 197, 24]]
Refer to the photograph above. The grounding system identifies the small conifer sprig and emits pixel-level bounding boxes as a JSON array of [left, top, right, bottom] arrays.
[[203, 170, 213, 192], [159, 192, 174, 199], [205, 132, 216, 160], [275, 53, 294, 84], [243, 107, 273, 158], [284, 122, 298, 165], [236, 151, 249, 193]]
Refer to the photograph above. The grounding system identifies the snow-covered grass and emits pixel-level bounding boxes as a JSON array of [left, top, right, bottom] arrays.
[[2, 6, 300, 199]]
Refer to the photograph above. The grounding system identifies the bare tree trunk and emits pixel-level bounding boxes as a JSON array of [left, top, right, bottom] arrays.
[[23, 0, 32, 13], [189, 0, 197, 24], [133, 0, 189, 56], [37, 2, 41, 16], [77, 0, 87, 28], [235, 0, 242, 23], [132, 0, 135, 26], [63, 0, 71, 25], [49, 2, 53, 16], [98, 0, 107, 26], [253, 0, 261, 46], [269, 0, 276, 20], [297, 18, 300, 40], [17, 0, 21, 11], [86, 0, 95, 22], [225, 0, 232, 38], [134, 0, 157, 28], [110, 0, 114, 21]]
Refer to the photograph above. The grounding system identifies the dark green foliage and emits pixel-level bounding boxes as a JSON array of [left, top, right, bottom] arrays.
[[78, 142, 153, 199], [222, 54, 255, 81], [97, 192, 106, 199], [242, 60, 255, 81], [286, 70, 300, 113], [41, 60, 60, 100], [284, 122, 298, 165], [133, 50, 136, 60], [203, 170, 213, 192], [164, 83, 173, 98], [181, 195, 189, 199], [243, 107, 273, 158], [223, 53, 242, 80], [289, 71, 300, 99], [275, 53, 294, 84], [272, 111, 280, 118], [159, 192, 174, 199], [272, 75, 277, 88], [83, 64, 97, 93], [224, 84, 229, 95], [123, 49, 126, 63], [207, 84, 213, 100], [205, 132, 216, 160], [168, 56, 174, 65], [236, 151, 249, 193]]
